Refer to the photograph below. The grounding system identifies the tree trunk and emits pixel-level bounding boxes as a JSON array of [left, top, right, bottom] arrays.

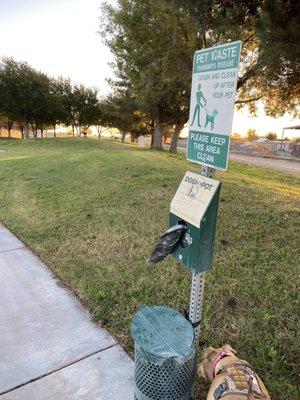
[[152, 119, 163, 150], [72, 124, 75, 137], [121, 132, 126, 143], [53, 124, 56, 138], [24, 122, 30, 139], [20, 124, 24, 139], [30, 123, 36, 138], [7, 121, 13, 138], [169, 124, 181, 153], [34, 123, 38, 138], [40, 128, 44, 138], [75, 125, 80, 137]]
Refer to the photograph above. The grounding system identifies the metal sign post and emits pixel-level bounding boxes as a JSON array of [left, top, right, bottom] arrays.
[[189, 165, 215, 347], [133, 41, 242, 400], [186, 41, 241, 348], [168, 166, 220, 348]]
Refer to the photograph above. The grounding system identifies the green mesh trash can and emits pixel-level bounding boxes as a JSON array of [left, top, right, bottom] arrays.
[[131, 306, 196, 400]]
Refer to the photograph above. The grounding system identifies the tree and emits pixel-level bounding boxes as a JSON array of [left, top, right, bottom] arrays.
[[0, 57, 39, 138], [173, 0, 300, 116], [266, 132, 277, 140], [56, 79, 99, 137], [100, 0, 193, 150], [102, 94, 150, 142], [0, 57, 60, 139], [0, 57, 103, 139], [247, 128, 259, 141], [74, 85, 99, 135], [232, 132, 242, 140], [92, 101, 111, 139], [255, 0, 300, 116], [0, 115, 13, 138], [45, 79, 68, 138], [30, 71, 52, 138], [56, 80, 76, 137], [100, 0, 299, 151]]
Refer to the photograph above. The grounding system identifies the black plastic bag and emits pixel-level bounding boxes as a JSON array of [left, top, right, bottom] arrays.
[[147, 223, 187, 265]]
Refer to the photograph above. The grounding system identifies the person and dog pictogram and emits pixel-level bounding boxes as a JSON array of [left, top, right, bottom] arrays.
[[191, 83, 218, 130]]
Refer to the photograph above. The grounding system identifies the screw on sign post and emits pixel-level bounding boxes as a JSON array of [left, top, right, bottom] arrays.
[[187, 41, 241, 347]]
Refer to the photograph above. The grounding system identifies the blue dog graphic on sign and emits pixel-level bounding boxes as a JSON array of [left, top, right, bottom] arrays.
[[204, 109, 218, 130]]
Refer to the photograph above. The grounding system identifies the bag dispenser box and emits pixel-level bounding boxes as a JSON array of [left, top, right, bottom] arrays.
[[169, 171, 221, 273]]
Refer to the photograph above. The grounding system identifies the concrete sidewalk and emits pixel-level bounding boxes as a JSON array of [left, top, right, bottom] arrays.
[[0, 225, 134, 399]]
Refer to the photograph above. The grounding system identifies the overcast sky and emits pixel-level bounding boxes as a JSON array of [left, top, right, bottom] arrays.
[[0, 0, 115, 91], [1, 0, 299, 137]]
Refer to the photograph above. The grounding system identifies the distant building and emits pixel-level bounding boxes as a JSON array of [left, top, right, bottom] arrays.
[[254, 137, 271, 143]]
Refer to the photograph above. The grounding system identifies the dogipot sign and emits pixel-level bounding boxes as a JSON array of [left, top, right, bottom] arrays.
[[169, 171, 221, 274]]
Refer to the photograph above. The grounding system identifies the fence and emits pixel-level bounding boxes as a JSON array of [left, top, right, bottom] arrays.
[[230, 140, 300, 159]]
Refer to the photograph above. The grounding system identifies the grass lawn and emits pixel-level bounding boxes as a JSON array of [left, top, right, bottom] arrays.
[[0, 138, 299, 398]]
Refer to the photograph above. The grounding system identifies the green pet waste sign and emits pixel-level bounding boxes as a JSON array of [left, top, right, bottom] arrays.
[[187, 41, 241, 171]]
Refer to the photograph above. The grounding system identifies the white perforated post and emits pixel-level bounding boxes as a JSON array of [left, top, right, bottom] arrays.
[[189, 271, 205, 345], [189, 165, 215, 348]]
